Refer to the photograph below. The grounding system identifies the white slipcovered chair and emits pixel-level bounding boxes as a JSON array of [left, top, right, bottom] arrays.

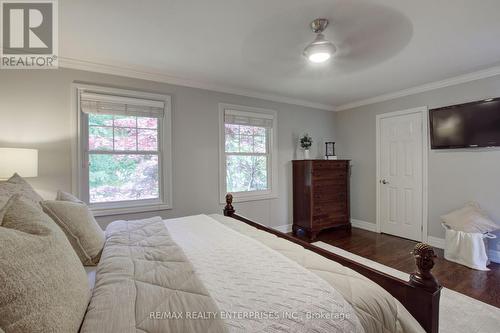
[[441, 202, 498, 271]]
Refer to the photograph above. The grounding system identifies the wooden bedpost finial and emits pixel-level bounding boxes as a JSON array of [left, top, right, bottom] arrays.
[[410, 243, 440, 292], [223, 193, 235, 217]]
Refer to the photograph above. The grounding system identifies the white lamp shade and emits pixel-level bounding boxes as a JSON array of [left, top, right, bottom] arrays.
[[0, 148, 38, 179]]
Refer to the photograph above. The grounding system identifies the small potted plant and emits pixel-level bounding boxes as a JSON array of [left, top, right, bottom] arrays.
[[300, 133, 313, 159]]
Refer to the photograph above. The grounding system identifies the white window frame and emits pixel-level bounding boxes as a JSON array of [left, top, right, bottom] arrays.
[[219, 103, 278, 203], [71, 83, 172, 216]]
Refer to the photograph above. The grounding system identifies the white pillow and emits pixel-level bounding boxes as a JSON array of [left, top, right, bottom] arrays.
[[441, 202, 498, 233]]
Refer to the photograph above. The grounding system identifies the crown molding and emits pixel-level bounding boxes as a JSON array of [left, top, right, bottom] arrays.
[[59, 57, 500, 113], [59, 57, 336, 111], [335, 65, 500, 111]]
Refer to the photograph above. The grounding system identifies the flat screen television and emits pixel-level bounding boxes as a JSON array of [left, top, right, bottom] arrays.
[[429, 98, 500, 149]]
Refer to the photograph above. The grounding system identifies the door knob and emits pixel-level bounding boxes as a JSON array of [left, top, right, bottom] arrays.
[[380, 179, 389, 185]]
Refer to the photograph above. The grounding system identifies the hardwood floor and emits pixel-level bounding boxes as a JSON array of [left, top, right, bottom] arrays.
[[292, 227, 500, 308]]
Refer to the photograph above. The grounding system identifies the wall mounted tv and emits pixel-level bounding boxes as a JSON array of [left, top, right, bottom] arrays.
[[429, 97, 500, 149]]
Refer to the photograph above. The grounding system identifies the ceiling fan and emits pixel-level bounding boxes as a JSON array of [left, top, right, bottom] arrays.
[[303, 18, 337, 63]]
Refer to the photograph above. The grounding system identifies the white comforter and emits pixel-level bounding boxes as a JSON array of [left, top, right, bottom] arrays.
[[84, 213, 423, 333], [208, 214, 424, 333], [166, 214, 364, 333]]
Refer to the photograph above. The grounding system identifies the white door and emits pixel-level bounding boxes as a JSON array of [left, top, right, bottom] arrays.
[[378, 109, 426, 241]]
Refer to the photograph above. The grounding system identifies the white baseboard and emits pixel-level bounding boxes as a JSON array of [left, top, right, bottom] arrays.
[[275, 220, 376, 233], [274, 224, 292, 233], [351, 218, 446, 249], [425, 239, 500, 263], [426, 240, 499, 263], [280, 219, 499, 264], [350, 219, 377, 232], [427, 236, 445, 249], [274, 220, 376, 234], [424, 238, 500, 264], [275, 220, 448, 251]]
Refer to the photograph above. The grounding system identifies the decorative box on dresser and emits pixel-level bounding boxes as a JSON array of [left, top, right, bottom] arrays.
[[292, 160, 351, 241]]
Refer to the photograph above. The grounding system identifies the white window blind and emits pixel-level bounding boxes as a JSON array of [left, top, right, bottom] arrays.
[[80, 92, 164, 118], [224, 109, 274, 128]]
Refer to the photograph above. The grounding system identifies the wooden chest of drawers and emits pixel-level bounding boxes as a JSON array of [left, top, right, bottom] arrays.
[[292, 160, 350, 240]]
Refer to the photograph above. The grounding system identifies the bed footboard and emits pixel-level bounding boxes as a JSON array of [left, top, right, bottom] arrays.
[[223, 193, 441, 333]]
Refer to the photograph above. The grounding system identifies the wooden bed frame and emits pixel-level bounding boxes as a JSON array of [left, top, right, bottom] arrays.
[[223, 193, 442, 333]]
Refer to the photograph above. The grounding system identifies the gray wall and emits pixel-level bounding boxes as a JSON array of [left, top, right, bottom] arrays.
[[0, 68, 336, 228], [335, 75, 500, 252]]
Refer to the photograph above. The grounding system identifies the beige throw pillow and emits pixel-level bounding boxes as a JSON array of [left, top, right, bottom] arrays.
[[41, 198, 105, 266], [56, 190, 84, 203], [0, 173, 43, 211], [0, 195, 90, 333], [441, 201, 499, 233]]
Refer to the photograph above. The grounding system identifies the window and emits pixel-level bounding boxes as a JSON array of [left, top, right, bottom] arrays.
[[219, 104, 278, 202], [74, 85, 172, 216]]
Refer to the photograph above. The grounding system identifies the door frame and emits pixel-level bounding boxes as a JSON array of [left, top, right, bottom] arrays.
[[375, 106, 429, 242]]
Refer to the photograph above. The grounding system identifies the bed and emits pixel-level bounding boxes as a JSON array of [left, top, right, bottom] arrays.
[[80, 194, 441, 333], [222, 194, 442, 333]]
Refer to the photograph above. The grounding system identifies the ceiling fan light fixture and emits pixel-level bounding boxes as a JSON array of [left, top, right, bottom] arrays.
[[308, 52, 331, 63], [304, 19, 336, 64]]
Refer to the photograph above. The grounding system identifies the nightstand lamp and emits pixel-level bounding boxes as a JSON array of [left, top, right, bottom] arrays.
[[0, 148, 38, 180]]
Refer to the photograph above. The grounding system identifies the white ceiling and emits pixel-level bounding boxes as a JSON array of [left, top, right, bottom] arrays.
[[60, 0, 500, 110]]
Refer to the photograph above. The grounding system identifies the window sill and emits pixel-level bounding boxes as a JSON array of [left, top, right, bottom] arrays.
[[220, 192, 278, 204], [91, 203, 172, 217]]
